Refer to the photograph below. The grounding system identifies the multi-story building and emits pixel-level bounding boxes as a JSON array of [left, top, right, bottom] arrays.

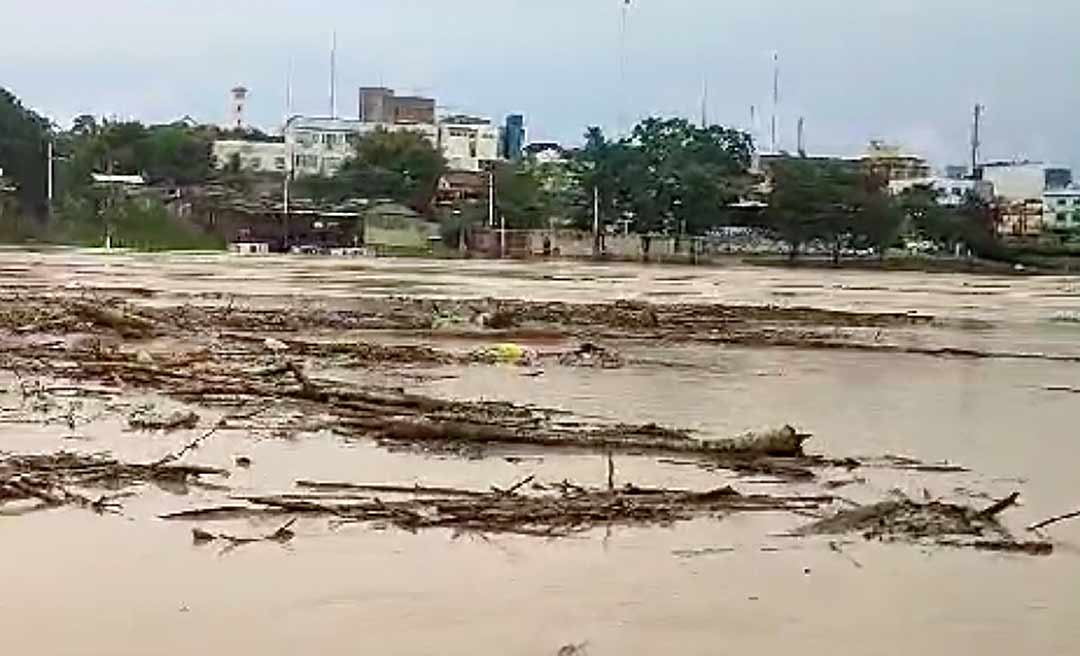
[[358, 87, 436, 125], [1046, 168, 1074, 190], [215, 109, 501, 178], [998, 199, 1044, 238], [1043, 188, 1080, 233], [503, 114, 525, 161], [859, 141, 932, 183], [284, 117, 437, 177], [438, 115, 500, 172], [212, 140, 288, 173], [979, 161, 1047, 202]]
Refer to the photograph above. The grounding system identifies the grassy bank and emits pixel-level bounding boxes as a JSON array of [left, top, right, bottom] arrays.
[[0, 201, 224, 252]]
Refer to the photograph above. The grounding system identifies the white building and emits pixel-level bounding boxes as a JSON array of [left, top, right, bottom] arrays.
[[215, 114, 500, 178], [437, 116, 500, 172], [1043, 188, 1080, 232], [888, 177, 992, 207], [524, 142, 569, 165], [980, 162, 1046, 202], [212, 141, 288, 173]]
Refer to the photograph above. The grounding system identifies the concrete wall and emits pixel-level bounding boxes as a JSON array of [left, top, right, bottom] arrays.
[[467, 229, 687, 261]]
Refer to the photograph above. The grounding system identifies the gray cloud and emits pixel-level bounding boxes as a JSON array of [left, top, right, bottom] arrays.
[[2, 0, 1077, 169]]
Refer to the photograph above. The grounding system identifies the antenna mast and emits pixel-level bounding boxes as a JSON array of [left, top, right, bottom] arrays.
[[971, 103, 983, 175], [329, 32, 338, 118], [771, 51, 780, 153], [618, 1, 630, 136], [700, 77, 709, 128]]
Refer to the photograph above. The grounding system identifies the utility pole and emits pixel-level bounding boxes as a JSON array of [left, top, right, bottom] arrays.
[[499, 213, 506, 259], [971, 103, 984, 176], [46, 141, 54, 217], [592, 185, 601, 258], [487, 170, 495, 228], [284, 65, 293, 221], [771, 51, 780, 153], [796, 117, 805, 157]]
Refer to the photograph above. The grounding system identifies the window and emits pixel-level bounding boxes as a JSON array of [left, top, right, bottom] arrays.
[[274, 157, 286, 170], [1057, 212, 1068, 223], [248, 158, 262, 170]]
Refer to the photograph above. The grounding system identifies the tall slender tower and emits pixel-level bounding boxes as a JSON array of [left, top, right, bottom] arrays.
[[771, 52, 780, 153], [971, 103, 984, 176], [618, 0, 631, 136], [700, 77, 709, 128], [329, 31, 338, 118], [230, 85, 249, 130]]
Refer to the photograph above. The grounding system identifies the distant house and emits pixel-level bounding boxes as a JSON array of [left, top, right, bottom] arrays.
[[212, 141, 288, 174], [1043, 188, 1080, 233], [524, 142, 569, 164], [91, 173, 146, 186], [858, 141, 931, 183]]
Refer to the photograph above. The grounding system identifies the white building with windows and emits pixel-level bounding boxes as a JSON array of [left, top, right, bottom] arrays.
[[437, 116, 500, 172], [1043, 188, 1080, 232], [212, 141, 288, 173], [888, 177, 992, 207], [283, 116, 441, 177], [214, 114, 500, 178]]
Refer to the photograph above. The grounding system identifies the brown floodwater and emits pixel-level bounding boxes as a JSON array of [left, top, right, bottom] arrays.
[[2, 249, 1080, 655]]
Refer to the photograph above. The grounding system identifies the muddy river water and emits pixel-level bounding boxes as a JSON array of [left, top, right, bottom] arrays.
[[2, 248, 1079, 655]]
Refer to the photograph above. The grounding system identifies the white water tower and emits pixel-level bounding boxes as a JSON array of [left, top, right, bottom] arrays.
[[230, 85, 249, 129]]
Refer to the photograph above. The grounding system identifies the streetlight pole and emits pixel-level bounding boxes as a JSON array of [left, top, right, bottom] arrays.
[[592, 185, 601, 258], [487, 170, 495, 228], [499, 213, 506, 259], [46, 141, 54, 218]]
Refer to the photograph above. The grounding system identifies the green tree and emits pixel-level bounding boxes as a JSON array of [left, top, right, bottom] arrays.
[[0, 87, 51, 214], [59, 120, 213, 193], [856, 191, 906, 259], [569, 119, 754, 244], [764, 156, 897, 262], [335, 128, 446, 213], [494, 162, 549, 229]]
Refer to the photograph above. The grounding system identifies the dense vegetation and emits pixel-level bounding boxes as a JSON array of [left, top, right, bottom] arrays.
[[0, 88, 51, 214]]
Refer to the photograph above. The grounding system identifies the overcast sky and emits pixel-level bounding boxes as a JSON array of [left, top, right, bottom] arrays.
[[2, 1, 1077, 169]]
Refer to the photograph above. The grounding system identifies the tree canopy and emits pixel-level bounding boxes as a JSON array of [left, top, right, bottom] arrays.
[[572, 118, 754, 236], [59, 120, 212, 191], [300, 128, 446, 213], [0, 87, 51, 213], [763, 156, 905, 260]]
